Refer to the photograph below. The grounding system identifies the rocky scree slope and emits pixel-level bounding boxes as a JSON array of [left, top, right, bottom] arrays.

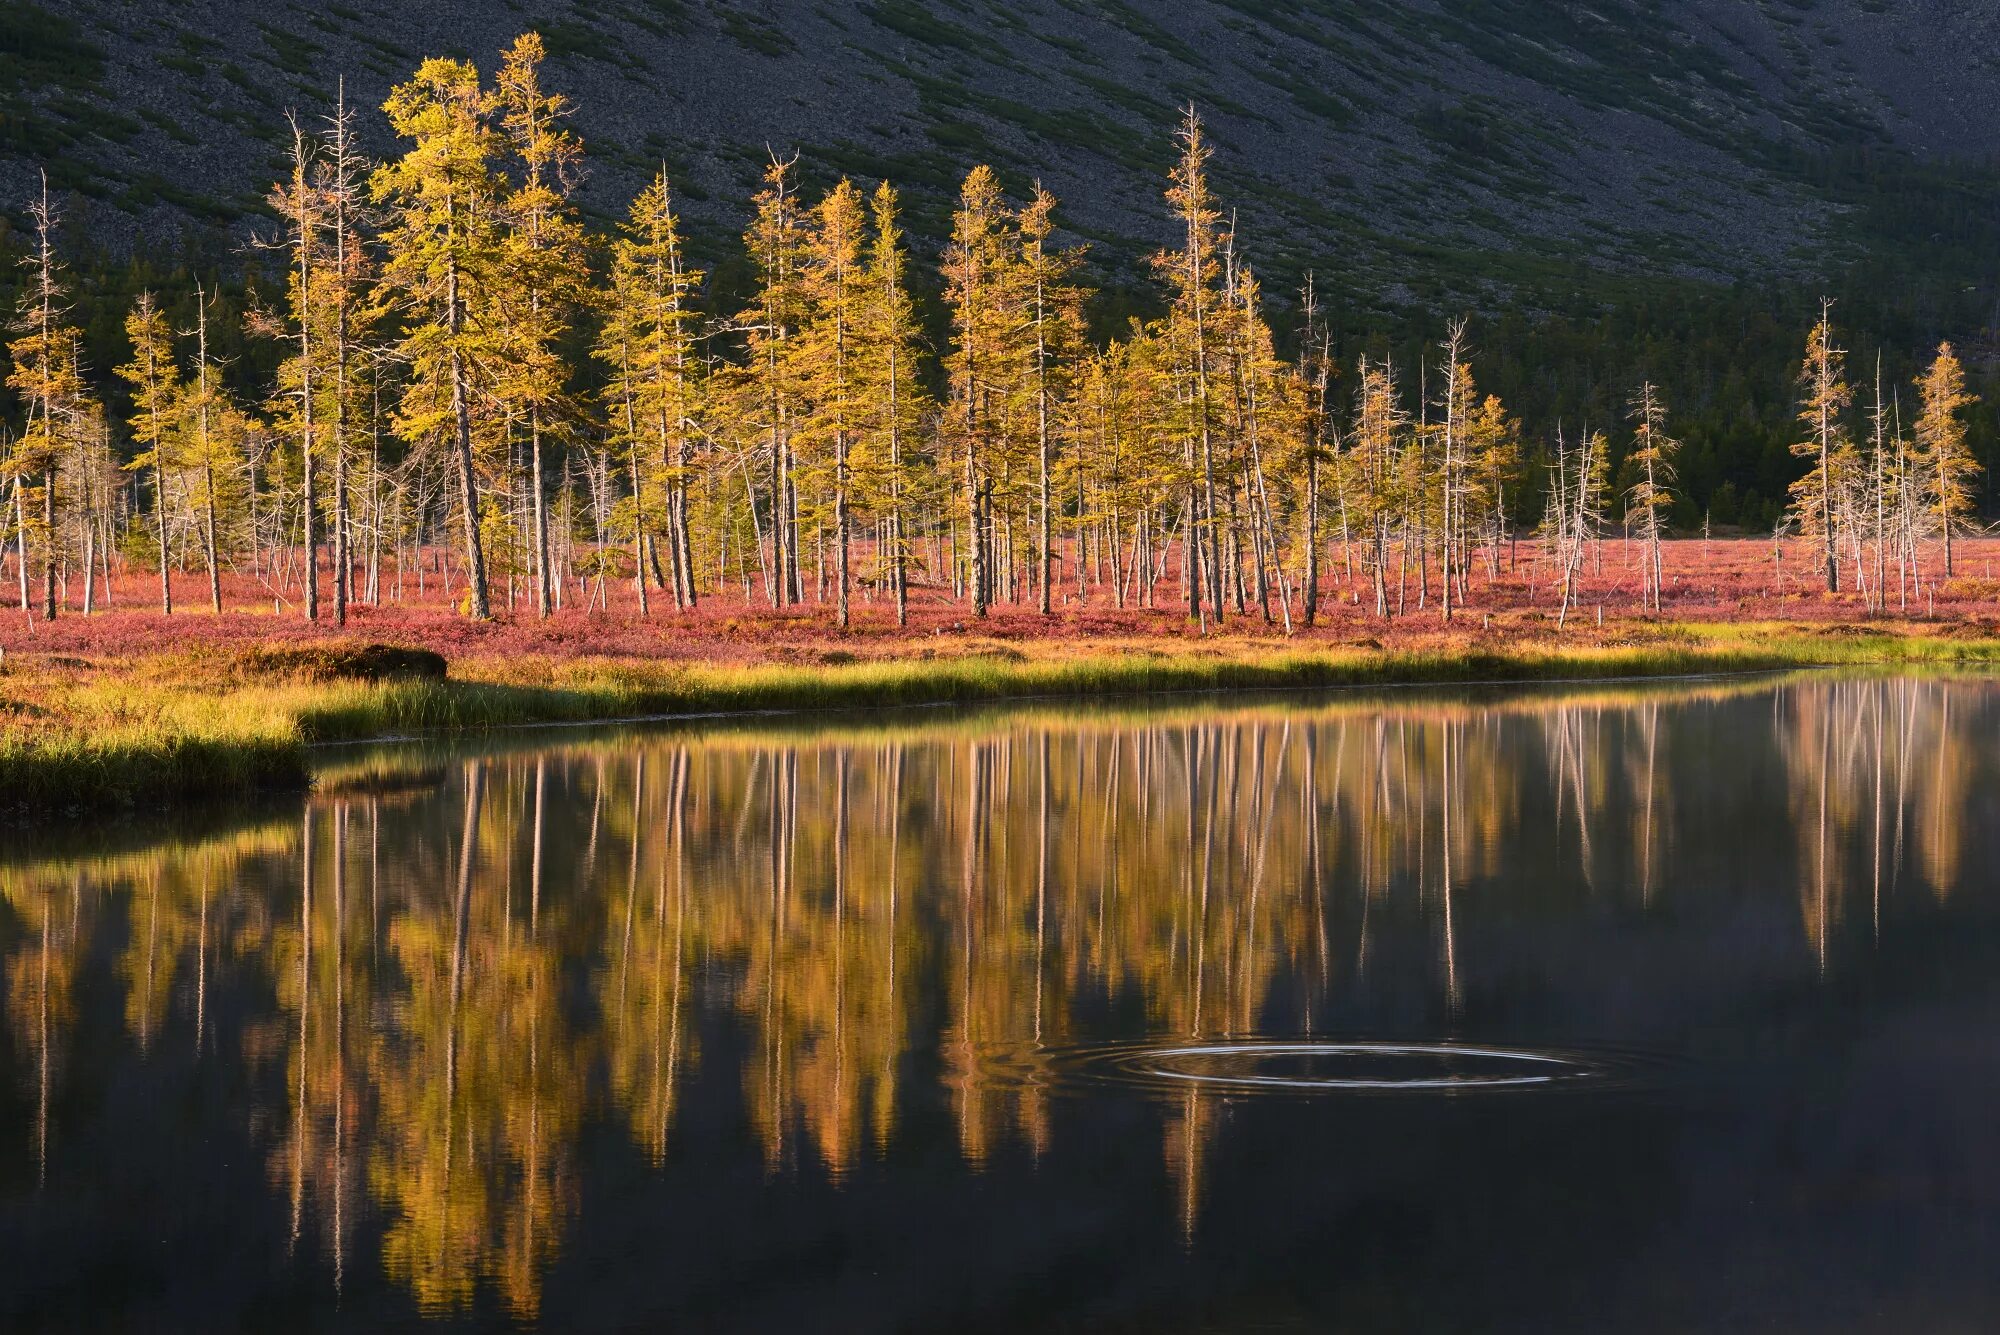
[[5, 0, 1999, 309]]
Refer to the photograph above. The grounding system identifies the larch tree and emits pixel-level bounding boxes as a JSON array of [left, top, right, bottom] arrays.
[[1863, 352, 1892, 610], [1465, 394, 1520, 582], [1434, 321, 1476, 622], [1016, 184, 1086, 616], [61, 365, 116, 616], [320, 78, 382, 625], [1914, 342, 1978, 577], [117, 293, 183, 615], [1790, 300, 1853, 594], [264, 111, 327, 620], [1071, 347, 1121, 606], [1111, 329, 1181, 609], [1347, 356, 1406, 617], [798, 178, 869, 629], [1155, 106, 1226, 629], [1393, 364, 1440, 616], [598, 228, 650, 614], [182, 286, 236, 615], [495, 32, 589, 619], [373, 57, 505, 620], [860, 181, 928, 627], [941, 164, 1018, 618], [1222, 259, 1298, 630], [611, 168, 704, 612], [739, 154, 809, 607], [1627, 382, 1679, 610], [4, 174, 88, 622], [1295, 277, 1335, 627]]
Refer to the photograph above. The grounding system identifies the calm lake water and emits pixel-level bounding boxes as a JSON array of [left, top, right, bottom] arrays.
[[5, 673, 2000, 1331]]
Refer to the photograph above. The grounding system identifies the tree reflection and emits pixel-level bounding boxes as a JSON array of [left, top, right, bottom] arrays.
[[4, 673, 1998, 1311]]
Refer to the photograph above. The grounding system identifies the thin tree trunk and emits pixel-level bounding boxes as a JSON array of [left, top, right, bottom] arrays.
[[532, 410, 551, 617], [447, 245, 491, 618]]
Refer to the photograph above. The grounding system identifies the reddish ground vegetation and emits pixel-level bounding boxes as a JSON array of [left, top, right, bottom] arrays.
[[4, 537, 1999, 665]]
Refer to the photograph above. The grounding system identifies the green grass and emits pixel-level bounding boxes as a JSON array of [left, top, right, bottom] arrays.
[[7, 626, 2000, 816], [0, 730, 307, 813]]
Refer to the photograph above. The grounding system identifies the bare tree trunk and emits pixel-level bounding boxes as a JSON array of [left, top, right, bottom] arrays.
[[1303, 449, 1319, 627], [13, 479, 29, 614], [334, 451, 349, 627], [836, 429, 851, 629], [80, 520, 95, 615], [1035, 275, 1053, 617], [152, 392, 173, 617], [203, 464, 222, 616], [889, 346, 907, 627], [40, 472, 56, 621], [447, 246, 491, 618], [194, 291, 223, 616], [290, 119, 319, 625], [531, 410, 551, 617], [673, 479, 694, 609]]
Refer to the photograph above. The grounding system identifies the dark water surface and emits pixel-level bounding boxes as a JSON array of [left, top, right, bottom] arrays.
[[5, 673, 2000, 1331]]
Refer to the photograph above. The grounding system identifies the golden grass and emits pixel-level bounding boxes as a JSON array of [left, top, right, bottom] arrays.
[[4, 623, 1999, 814]]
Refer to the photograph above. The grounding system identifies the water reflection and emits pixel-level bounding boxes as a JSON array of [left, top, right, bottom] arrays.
[[3, 673, 1998, 1326]]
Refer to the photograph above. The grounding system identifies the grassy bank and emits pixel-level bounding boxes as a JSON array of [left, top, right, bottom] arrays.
[[6, 623, 2000, 815]]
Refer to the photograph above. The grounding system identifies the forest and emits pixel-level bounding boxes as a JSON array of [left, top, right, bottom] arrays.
[[0, 32, 1992, 636]]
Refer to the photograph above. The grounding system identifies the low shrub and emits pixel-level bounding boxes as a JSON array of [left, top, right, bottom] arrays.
[[235, 641, 449, 683]]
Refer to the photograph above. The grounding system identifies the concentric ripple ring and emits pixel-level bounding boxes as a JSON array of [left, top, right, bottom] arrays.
[[1091, 1040, 1603, 1094]]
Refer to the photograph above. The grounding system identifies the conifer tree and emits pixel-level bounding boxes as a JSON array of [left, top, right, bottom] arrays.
[[266, 112, 326, 620], [1790, 300, 1853, 594], [942, 165, 1017, 618], [320, 79, 382, 625], [1435, 321, 1477, 621], [740, 154, 808, 606], [1465, 394, 1520, 582], [1295, 278, 1335, 627], [1864, 353, 1893, 611], [183, 286, 236, 614], [1108, 329, 1179, 609], [1914, 342, 1978, 577], [1627, 382, 1679, 610], [860, 181, 927, 626], [117, 294, 182, 615], [1156, 107, 1226, 628], [62, 374, 117, 616], [1016, 184, 1086, 615], [1224, 260, 1298, 630], [1347, 357, 1406, 617], [609, 169, 704, 611], [598, 236, 651, 614], [496, 32, 589, 618], [798, 178, 869, 628], [373, 57, 504, 619], [4, 175, 87, 621]]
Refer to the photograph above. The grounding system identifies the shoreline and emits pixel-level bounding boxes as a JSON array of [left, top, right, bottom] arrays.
[[302, 663, 1794, 750], [7, 624, 2000, 816]]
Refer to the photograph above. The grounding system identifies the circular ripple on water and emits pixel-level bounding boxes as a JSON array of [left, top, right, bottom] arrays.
[[1125, 1041, 1585, 1093], [1003, 1039, 1668, 1098]]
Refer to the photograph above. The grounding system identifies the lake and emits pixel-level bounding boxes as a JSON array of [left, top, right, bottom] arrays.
[[4, 672, 1999, 1331]]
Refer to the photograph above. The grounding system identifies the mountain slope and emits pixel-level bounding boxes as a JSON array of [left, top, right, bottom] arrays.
[[6, 0, 1999, 309]]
